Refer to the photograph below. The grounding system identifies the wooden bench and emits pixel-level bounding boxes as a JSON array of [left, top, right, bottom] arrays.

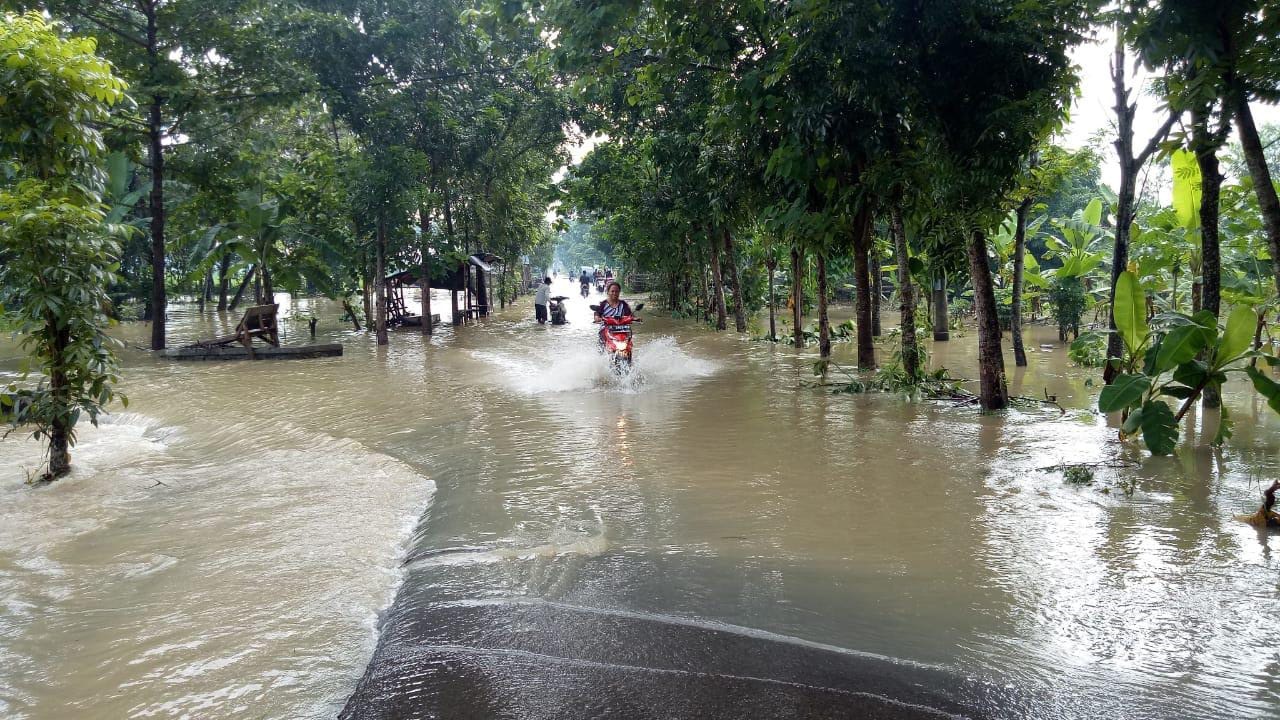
[[184, 304, 280, 353]]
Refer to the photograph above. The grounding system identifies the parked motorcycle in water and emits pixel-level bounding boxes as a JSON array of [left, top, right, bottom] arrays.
[[549, 296, 569, 325], [591, 302, 645, 373]]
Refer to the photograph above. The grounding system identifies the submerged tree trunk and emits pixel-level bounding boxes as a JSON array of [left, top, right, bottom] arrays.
[[229, 265, 256, 312], [891, 206, 919, 379], [870, 248, 882, 337], [766, 256, 777, 341], [1234, 97, 1280, 298], [420, 208, 433, 335], [1193, 107, 1225, 408], [932, 272, 949, 341], [1011, 197, 1031, 367], [46, 321, 72, 479], [968, 230, 1009, 410], [723, 228, 746, 332], [375, 217, 388, 345], [216, 254, 231, 312], [791, 244, 804, 348], [147, 98, 166, 349], [853, 210, 876, 368], [197, 271, 210, 313], [708, 232, 727, 331], [817, 252, 831, 358], [259, 261, 274, 306]]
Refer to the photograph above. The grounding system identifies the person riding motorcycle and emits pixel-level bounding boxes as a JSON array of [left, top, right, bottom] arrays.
[[579, 270, 591, 289], [594, 281, 636, 346]]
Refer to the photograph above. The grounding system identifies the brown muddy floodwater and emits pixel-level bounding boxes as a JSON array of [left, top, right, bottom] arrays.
[[2, 277, 1279, 720]]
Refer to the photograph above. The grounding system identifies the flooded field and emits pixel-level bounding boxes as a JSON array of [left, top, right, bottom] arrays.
[[2, 278, 1278, 719]]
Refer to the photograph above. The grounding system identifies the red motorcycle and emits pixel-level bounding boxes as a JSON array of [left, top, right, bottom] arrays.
[[591, 303, 644, 372]]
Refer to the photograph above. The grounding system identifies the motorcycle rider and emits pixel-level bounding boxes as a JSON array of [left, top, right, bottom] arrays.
[[579, 269, 591, 292], [594, 281, 637, 346]]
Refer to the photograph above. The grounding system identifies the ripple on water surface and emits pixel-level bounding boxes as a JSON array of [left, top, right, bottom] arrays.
[[0, 413, 433, 720]]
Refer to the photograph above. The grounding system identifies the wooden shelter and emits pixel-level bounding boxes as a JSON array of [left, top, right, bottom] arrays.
[[384, 253, 502, 326]]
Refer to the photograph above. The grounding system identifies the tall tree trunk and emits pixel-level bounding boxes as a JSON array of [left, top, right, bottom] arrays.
[[852, 209, 876, 368], [1193, 106, 1224, 408], [767, 256, 777, 341], [1011, 197, 1031, 367], [722, 228, 746, 332], [870, 248, 882, 336], [146, 24, 166, 351], [420, 208, 433, 334], [968, 230, 1009, 410], [891, 206, 919, 379], [229, 265, 255, 312], [197, 270, 210, 313], [375, 216, 388, 345], [791, 244, 804, 348], [1233, 97, 1280, 298], [1105, 27, 1177, 383], [217, 253, 230, 312], [817, 252, 831, 358], [932, 272, 949, 341], [708, 231, 727, 331]]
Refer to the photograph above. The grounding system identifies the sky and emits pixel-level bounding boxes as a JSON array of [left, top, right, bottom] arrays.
[[1064, 27, 1280, 191]]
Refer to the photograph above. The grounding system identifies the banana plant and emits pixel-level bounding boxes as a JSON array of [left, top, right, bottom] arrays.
[[1044, 197, 1109, 280], [1099, 270, 1279, 454]]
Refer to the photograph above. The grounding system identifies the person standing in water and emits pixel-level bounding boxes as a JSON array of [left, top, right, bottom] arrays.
[[534, 276, 551, 324]]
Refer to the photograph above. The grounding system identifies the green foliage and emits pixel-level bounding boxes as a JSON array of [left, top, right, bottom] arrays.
[[1049, 275, 1087, 339], [1062, 465, 1095, 485], [1, 13, 130, 476], [1098, 271, 1280, 455], [1069, 331, 1108, 367]]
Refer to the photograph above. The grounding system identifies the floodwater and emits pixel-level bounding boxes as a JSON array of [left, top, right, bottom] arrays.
[[2, 278, 1279, 719]]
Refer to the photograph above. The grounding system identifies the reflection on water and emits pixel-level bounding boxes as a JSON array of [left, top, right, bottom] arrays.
[[2, 279, 1279, 719]]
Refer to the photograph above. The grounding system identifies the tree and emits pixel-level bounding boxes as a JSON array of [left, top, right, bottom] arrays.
[[0, 12, 130, 479]]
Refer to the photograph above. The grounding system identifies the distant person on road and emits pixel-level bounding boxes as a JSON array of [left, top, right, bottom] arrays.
[[534, 276, 551, 324]]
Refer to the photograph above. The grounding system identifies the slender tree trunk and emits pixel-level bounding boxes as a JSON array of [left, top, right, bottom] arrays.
[[197, 271, 210, 312], [767, 257, 777, 341], [891, 206, 919, 379], [375, 216, 388, 345], [260, 261, 274, 305], [708, 231, 727, 330], [853, 209, 875, 368], [1105, 27, 1176, 383], [817, 252, 831, 358], [968, 230, 1009, 410], [932, 272, 949, 341], [1194, 107, 1224, 408], [46, 320, 71, 479], [1233, 97, 1280, 298], [420, 208, 433, 334], [791, 244, 804, 348], [1011, 197, 1031, 367], [870, 248, 882, 336], [722, 228, 746, 332], [229, 265, 256, 312], [146, 7, 166, 351], [217, 253, 230, 312]]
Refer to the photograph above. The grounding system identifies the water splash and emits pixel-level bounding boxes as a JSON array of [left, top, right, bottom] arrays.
[[476, 336, 718, 395]]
